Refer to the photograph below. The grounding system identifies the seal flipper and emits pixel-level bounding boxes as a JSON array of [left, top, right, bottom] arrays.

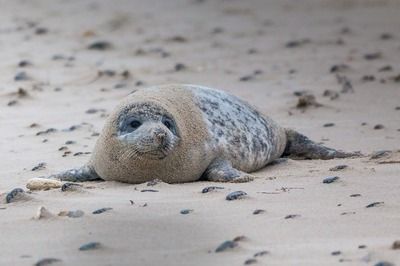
[[202, 159, 254, 183], [282, 129, 361, 160], [49, 165, 103, 182]]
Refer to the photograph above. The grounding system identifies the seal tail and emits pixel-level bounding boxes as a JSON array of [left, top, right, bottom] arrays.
[[282, 129, 361, 160]]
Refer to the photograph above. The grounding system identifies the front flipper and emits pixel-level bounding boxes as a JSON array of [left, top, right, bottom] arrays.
[[202, 159, 255, 183], [49, 165, 102, 182]]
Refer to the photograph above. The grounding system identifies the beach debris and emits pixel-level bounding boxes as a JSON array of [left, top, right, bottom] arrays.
[[226, 191, 247, 201], [253, 209, 266, 215], [329, 165, 348, 171], [201, 186, 224, 193], [26, 178, 62, 191], [34, 206, 54, 220], [92, 207, 112, 214], [180, 209, 193, 215], [88, 41, 112, 50], [79, 242, 102, 251], [285, 214, 300, 219], [366, 202, 384, 208], [34, 258, 61, 266], [323, 176, 340, 184]]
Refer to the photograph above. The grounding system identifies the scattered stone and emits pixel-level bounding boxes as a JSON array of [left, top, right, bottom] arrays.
[[166, 35, 187, 43], [35, 27, 48, 35], [92, 207, 112, 214], [296, 94, 322, 109], [366, 202, 384, 208], [364, 52, 382, 60], [202, 186, 224, 193], [32, 162, 46, 171], [350, 194, 361, 197], [285, 39, 310, 48], [379, 65, 392, 72], [36, 128, 57, 136], [34, 258, 61, 266], [14, 71, 31, 81], [59, 210, 84, 218], [226, 191, 247, 201], [65, 140, 76, 145], [88, 41, 112, 50], [380, 33, 394, 40], [331, 251, 341, 256], [370, 150, 392, 159], [86, 108, 99, 114], [391, 240, 400, 250], [284, 214, 300, 219], [7, 100, 18, 106], [358, 245, 366, 249], [253, 251, 269, 257], [215, 240, 238, 252], [140, 189, 159, 192], [6, 188, 26, 203], [61, 183, 82, 192], [374, 124, 384, 130], [323, 123, 335, 127], [34, 206, 54, 220], [374, 261, 394, 266], [244, 258, 257, 265], [174, 63, 186, 71], [253, 209, 266, 215], [362, 75, 375, 82], [336, 74, 353, 93], [18, 60, 32, 67], [388, 74, 400, 83], [26, 178, 62, 191], [239, 75, 253, 82], [329, 165, 348, 171], [180, 209, 193, 215], [323, 176, 339, 184], [330, 64, 349, 73], [79, 242, 101, 251], [146, 179, 161, 186]]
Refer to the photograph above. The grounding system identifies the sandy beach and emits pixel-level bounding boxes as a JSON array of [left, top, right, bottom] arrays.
[[0, 0, 399, 265]]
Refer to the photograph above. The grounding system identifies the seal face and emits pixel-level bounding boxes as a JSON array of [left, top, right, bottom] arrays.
[[48, 84, 358, 184]]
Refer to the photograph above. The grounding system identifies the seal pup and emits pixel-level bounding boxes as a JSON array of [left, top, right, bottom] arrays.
[[48, 84, 358, 184]]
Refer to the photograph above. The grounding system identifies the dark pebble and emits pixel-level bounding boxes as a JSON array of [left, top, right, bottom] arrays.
[[364, 52, 382, 60], [67, 210, 84, 218], [323, 176, 339, 184], [253, 209, 266, 215], [201, 186, 224, 193], [358, 245, 366, 249], [239, 75, 253, 82], [65, 140, 75, 145], [92, 207, 112, 214], [174, 63, 186, 71], [284, 214, 300, 219], [362, 75, 375, 82], [18, 60, 32, 67], [140, 189, 159, 192], [36, 128, 57, 136], [34, 258, 61, 266], [350, 194, 361, 197], [32, 162, 46, 171], [366, 202, 384, 208], [329, 165, 348, 171], [244, 258, 257, 265], [35, 27, 48, 35], [79, 242, 101, 251], [180, 209, 193, 215], [392, 240, 400, 249], [380, 33, 393, 40], [323, 123, 335, 127], [374, 262, 394, 266], [6, 188, 25, 203], [226, 191, 247, 201], [166, 35, 187, 43], [61, 183, 82, 192], [88, 41, 112, 50], [7, 100, 18, 106], [370, 150, 391, 159], [253, 250, 269, 257], [374, 124, 384, 130], [330, 64, 349, 73], [14, 71, 31, 81], [285, 39, 310, 48], [215, 240, 238, 252], [378, 65, 392, 72], [331, 251, 341, 256]]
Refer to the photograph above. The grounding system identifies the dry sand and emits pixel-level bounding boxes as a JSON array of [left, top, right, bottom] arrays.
[[0, 0, 400, 265]]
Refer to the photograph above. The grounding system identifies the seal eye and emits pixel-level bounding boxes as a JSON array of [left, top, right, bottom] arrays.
[[162, 117, 175, 133], [129, 120, 141, 130], [163, 120, 172, 130]]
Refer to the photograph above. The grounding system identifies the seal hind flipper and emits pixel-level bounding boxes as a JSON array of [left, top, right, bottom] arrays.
[[49, 165, 103, 182], [202, 159, 255, 183], [282, 129, 361, 160]]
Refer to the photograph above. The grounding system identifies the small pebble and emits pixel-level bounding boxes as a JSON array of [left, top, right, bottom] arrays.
[[331, 251, 341, 256], [88, 41, 112, 50], [358, 245, 366, 249], [92, 208, 112, 214], [239, 75, 253, 82], [6, 188, 25, 203], [323, 123, 335, 127], [79, 242, 101, 251], [18, 60, 32, 67], [370, 150, 391, 159], [323, 176, 339, 184], [253, 251, 269, 257], [140, 189, 159, 192], [244, 258, 257, 265], [180, 209, 193, 215], [364, 52, 382, 60], [329, 165, 348, 171], [66, 210, 85, 218], [378, 65, 393, 72], [391, 240, 400, 249], [201, 186, 224, 193], [35, 27, 48, 35], [14, 71, 31, 81], [350, 194, 361, 197], [32, 162, 47, 171], [226, 191, 247, 201], [284, 214, 300, 219], [330, 64, 349, 73], [34, 206, 54, 220], [34, 258, 61, 266], [253, 209, 266, 215], [61, 183, 82, 192], [374, 124, 384, 130], [366, 202, 384, 208], [215, 240, 238, 252], [374, 262, 394, 266], [174, 63, 186, 71]]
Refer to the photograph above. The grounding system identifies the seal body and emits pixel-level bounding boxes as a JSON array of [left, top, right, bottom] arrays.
[[89, 85, 286, 183], [49, 84, 357, 184]]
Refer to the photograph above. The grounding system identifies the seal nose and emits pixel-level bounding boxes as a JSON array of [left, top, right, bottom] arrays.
[[154, 130, 167, 144]]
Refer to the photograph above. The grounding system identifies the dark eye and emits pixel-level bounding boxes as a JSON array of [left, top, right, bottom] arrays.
[[162, 117, 174, 131], [129, 120, 141, 129]]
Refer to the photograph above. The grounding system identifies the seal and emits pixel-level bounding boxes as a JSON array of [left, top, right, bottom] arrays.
[[48, 84, 358, 184]]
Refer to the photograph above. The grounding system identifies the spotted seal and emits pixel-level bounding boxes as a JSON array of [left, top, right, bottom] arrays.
[[48, 84, 358, 183]]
